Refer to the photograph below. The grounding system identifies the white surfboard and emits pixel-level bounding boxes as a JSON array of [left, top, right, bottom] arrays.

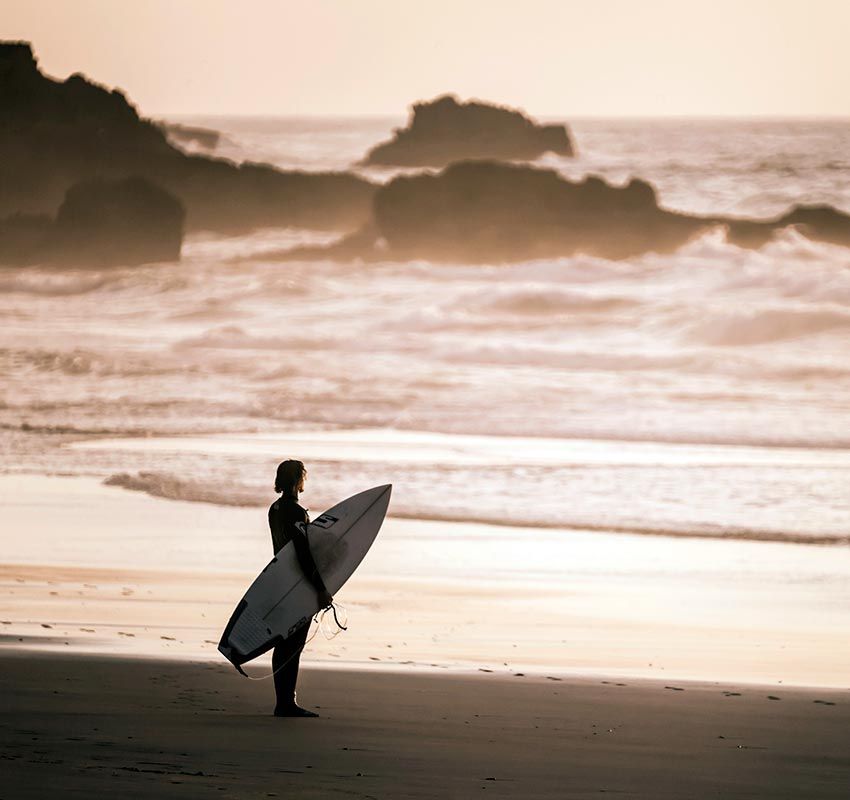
[[218, 484, 391, 672]]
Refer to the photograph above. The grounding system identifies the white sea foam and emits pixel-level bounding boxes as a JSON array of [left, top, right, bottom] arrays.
[[2, 118, 849, 547]]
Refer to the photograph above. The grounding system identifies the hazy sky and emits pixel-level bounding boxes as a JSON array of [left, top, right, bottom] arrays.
[[5, 0, 849, 117]]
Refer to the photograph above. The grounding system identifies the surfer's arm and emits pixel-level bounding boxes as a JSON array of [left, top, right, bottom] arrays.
[[292, 525, 332, 607]]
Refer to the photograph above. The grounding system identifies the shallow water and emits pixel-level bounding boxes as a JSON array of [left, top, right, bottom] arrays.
[[1, 118, 849, 548]]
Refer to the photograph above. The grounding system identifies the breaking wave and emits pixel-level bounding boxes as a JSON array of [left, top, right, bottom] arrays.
[[105, 472, 262, 507], [0, 270, 121, 296], [688, 307, 850, 346], [467, 285, 637, 315], [104, 470, 850, 547]]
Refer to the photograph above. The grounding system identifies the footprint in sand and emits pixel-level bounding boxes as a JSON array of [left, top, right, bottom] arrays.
[[723, 691, 742, 697], [161, 636, 176, 641], [79, 628, 96, 633], [664, 686, 685, 691], [118, 631, 135, 637], [767, 695, 781, 701], [813, 700, 836, 706]]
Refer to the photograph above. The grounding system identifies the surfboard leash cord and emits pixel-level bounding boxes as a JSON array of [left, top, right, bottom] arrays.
[[239, 601, 348, 681]]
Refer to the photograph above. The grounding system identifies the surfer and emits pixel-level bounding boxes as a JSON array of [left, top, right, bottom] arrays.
[[268, 459, 333, 718]]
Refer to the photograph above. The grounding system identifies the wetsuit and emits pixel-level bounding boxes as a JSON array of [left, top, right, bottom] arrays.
[[268, 495, 328, 710]]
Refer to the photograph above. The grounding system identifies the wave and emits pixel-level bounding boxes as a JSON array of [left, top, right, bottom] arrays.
[[463, 285, 637, 315], [438, 342, 698, 372], [0, 347, 181, 378], [688, 307, 850, 346], [104, 471, 850, 547], [389, 511, 850, 547], [1, 421, 148, 437], [105, 471, 263, 506], [0, 270, 120, 296], [174, 326, 338, 351]]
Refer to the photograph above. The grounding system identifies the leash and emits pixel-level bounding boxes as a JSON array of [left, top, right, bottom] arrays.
[[239, 601, 348, 681]]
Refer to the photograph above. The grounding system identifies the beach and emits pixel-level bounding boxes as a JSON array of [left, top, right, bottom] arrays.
[[3, 474, 850, 687], [2, 474, 849, 796], [2, 652, 847, 799]]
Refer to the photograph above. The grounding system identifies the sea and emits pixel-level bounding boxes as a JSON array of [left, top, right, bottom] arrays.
[[2, 117, 849, 547]]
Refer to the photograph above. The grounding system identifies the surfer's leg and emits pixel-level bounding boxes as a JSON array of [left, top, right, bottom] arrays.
[[271, 639, 295, 705], [272, 625, 314, 716]]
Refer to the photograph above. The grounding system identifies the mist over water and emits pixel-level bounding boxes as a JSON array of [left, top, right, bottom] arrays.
[[2, 118, 849, 545]]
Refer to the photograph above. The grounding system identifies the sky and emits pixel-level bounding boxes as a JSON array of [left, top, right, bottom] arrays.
[[4, 0, 849, 117]]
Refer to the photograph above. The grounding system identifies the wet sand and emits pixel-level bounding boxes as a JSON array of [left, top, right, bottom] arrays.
[[3, 475, 850, 687], [1, 650, 847, 799]]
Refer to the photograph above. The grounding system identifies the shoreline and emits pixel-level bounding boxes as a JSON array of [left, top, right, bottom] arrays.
[[2, 474, 849, 689], [1, 650, 847, 799]]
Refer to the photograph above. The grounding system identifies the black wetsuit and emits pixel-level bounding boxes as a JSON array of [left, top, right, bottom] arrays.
[[268, 495, 328, 710]]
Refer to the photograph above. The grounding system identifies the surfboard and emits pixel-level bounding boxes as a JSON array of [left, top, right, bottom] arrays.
[[218, 484, 391, 672]]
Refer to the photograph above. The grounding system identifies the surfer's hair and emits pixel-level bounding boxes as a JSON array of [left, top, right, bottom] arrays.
[[275, 459, 306, 495]]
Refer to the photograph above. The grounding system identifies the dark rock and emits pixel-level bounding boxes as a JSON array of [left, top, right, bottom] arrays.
[[723, 204, 850, 249], [0, 213, 52, 264], [361, 94, 574, 167], [0, 41, 375, 233], [0, 177, 184, 266], [371, 161, 701, 261], [283, 161, 850, 263], [51, 177, 185, 265]]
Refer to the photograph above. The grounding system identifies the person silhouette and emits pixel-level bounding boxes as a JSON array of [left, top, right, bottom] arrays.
[[268, 459, 332, 717]]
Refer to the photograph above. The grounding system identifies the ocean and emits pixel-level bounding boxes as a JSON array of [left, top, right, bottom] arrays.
[[2, 117, 849, 547]]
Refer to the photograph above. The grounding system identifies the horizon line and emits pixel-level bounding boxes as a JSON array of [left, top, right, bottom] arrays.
[[156, 111, 850, 122]]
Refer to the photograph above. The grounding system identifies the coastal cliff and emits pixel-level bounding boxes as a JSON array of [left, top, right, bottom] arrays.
[[0, 42, 376, 234]]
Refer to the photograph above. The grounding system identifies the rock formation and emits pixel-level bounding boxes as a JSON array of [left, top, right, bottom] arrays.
[[52, 177, 185, 265], [0, 41, 375, 233], [0, 177, 185, 266], [361, 94, 574, 167], [281, 161, 850, 263], [722, 205, 850, 249]]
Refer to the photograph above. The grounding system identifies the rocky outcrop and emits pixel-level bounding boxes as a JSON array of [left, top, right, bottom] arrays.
[[361, 95, 574, 167], [0, 213, 52, 264], [722, 205, 850, 249], [0, 177, 184, 266], [52, 177, 185, 265], [0, 41, 375, 233], [372, 162, 690, 260], [281, 161, 850, 263]]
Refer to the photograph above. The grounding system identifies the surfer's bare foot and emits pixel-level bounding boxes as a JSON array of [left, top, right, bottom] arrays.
[[274, 704, 319, 718]]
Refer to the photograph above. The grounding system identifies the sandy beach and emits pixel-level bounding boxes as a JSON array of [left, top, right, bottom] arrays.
[[2, 651, 847, 799], [3, 474, 850, 687], [2, 474, 849, 796]]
